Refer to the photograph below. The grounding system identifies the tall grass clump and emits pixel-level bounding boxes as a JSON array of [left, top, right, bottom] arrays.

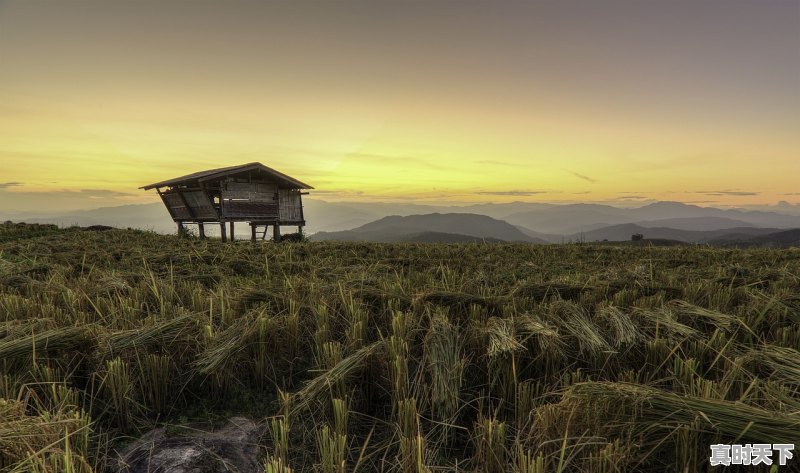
[[2, 225, 800, 471]]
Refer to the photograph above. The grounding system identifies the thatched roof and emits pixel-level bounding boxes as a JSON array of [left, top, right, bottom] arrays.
[[140, 162, 313, 190]]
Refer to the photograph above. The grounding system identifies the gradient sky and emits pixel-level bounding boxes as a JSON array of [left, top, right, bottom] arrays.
[[1, 0, 798, 212]]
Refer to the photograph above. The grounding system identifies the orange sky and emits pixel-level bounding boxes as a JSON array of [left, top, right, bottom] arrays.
[[1, 0, 798, 212]]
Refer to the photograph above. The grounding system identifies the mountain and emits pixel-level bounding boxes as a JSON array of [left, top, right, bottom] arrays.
[[634, 216, 755, 231], [568, 224, 783, 244], [7, 203, 176, 233], [5, 199, 800, 241], [505, 203, 643, 234], [513, 225, 562, 243], [311, 230, 507, 243], [311, 213, 546, 243], [709, 229, 800, 248], [504, 201, 800, 234]]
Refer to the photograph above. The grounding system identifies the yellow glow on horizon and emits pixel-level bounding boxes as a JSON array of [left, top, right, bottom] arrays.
[[1, 97, 798, 209]]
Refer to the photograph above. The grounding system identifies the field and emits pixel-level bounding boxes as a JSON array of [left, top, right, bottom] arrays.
[[1, 222, 799, 472]]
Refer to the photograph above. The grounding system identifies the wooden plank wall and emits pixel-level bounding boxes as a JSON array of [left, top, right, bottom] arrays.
[[221, 181, 279, 219], [278, 189, 303, 222], [183, 190, 217, 219], [161, 193, 193, 220]]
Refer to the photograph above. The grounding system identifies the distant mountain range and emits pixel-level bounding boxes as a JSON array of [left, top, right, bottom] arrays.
[[564, 223, 780, 244], [708, 229, 800, 248], [311, 213, 548, 243], [3, 199, 800, 247]]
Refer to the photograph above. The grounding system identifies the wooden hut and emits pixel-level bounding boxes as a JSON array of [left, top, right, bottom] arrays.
[[141, 162, 312, 241]]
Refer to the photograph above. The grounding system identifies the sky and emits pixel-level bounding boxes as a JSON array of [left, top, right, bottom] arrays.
[[0, 0, 798, 212]]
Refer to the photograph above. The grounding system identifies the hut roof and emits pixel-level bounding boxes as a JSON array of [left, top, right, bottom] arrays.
[[140, 162, 313, 190]]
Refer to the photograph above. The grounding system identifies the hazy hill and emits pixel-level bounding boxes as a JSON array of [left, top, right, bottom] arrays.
[[9, 203, 176, 233], [6, 200, 800, 240], [505, 201, 800, 234], [569, 224, 782, 243], [504, 203, 634, 234], [634, 216, 755, 231], [709, 229, 800, 248], [311, 213, 546, 243]]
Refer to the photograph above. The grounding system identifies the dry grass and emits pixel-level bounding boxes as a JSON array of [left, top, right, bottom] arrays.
[[1, 224, 799, 471]]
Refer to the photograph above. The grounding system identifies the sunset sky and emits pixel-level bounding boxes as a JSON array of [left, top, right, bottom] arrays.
[[1, 0, 798, 212]]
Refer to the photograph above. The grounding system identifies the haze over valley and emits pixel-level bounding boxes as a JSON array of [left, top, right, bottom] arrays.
[[6, 199, 800, 247]]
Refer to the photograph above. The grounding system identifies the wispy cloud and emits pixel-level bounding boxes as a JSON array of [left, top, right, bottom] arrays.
[[569, 171, 596, 184], [0, 182, 22, 189], [476, 160, 515, 166], [307, 190, 364, 196], [695, 190, 759, 196], [80, 189, 136, 198], [475, 190, 547, 196]]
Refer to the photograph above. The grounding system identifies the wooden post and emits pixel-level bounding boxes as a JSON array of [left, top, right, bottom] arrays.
[[220, 222, 227, 242], [198, 223, 205, 239], [251, 223, 257, 242], [273, 224, 281, 242], [229, 222, 235, 241], [177, 222, 184, 237]]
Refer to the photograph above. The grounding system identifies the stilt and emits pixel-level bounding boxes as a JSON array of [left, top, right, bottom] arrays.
[[229, 221, 235, 241], [273, 224, 281, 242], [177, 222, 184, 236], [198, 223, 206, 239], [251, 223, 257, 242], [220, 222, 227, 242]]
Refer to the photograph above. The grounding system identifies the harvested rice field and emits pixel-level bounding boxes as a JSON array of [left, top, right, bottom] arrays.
[[1, 223, 799, 472]]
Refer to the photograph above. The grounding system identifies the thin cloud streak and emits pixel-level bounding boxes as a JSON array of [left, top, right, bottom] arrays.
[[569, 171, 596, 184], [696, 190, 760, 196], [475, 190, 547, 196]]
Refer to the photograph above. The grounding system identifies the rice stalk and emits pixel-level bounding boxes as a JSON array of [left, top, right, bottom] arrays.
[[472, 415, 506, 473], [289, 341, 383, 417], [0, 326, 94, 363], [104, 313, 198, 356], [424, 314, 463, 421], [547, 301, 610, 355], [264, 455, 293, 473], [316, 425, 346, 473], [593, 305, 642, 347], [564, 381, 800, 444], [269, 416, 291, 465], [138, 353, 173, 415], [102, 357, 131, 429], [486, 317, 525, 359]]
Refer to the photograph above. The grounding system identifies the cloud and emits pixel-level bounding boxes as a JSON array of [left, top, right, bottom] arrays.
[[569, 171, 596, 184], [0, 182, 22, 189], [475, 190, 547, 196], [80, 189, 137, 198], [476, 160, 515, 166], [695, 190, 760, 196], [307, 190, 364, 196], [0, 187, 146, 213]]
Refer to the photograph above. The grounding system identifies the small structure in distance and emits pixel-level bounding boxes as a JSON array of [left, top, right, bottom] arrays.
[[141, 162, 313, 242]]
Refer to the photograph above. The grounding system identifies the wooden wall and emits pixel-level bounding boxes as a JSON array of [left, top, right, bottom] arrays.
[[221, 181, 279, 220], [160, 179, 304, 224], [278, 189, 304, 223]]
